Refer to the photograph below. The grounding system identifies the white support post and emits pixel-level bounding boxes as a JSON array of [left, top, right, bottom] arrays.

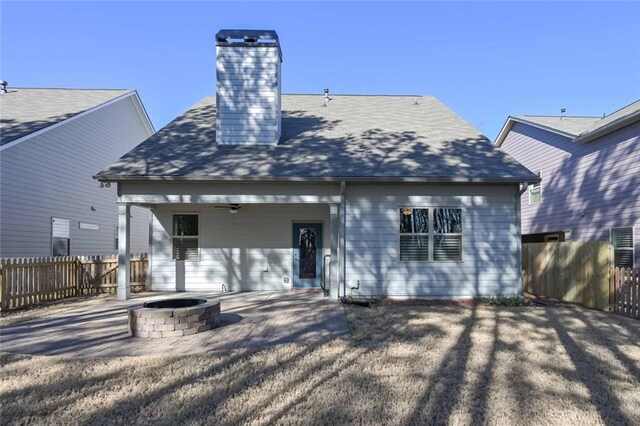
[[117, 203, 131, 300], [329, 204, 340, 299]]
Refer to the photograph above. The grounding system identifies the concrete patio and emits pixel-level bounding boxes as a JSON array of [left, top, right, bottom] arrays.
[[0, 291, 350, 357]]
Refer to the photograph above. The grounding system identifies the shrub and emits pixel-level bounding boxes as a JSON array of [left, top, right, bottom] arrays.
[[482, 296, 532, 307]]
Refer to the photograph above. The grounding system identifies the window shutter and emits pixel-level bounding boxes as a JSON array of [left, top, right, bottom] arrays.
[[399, 235, 429, 261], [433, 235, 462, 261]]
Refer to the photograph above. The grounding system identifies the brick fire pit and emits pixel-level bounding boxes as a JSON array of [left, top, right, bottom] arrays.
[[127, 298, 220, 338]]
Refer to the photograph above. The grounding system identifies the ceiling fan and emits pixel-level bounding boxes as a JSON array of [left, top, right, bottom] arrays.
[[213, 203, 244, 214]]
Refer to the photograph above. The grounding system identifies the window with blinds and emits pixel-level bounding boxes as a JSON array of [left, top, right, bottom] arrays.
[[611, 227, 634, 268], [434, 208, 462, 261], [173, 214, 199, 261], [399, 208, 429, 261]]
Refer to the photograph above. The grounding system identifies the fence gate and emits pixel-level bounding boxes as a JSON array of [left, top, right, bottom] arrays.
[[611, 267, 639, 319], [522, 241, 611, 310]]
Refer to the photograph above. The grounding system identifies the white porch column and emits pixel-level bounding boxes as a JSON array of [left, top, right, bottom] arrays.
[[117, 203, 131, 300], [329, 203, 340, 299]]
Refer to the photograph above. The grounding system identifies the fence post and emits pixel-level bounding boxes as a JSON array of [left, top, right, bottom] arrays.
[[0, 260, 7, 311]]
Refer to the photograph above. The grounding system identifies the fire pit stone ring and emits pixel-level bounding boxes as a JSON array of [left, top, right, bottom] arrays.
[[127, 298, 220, 338]]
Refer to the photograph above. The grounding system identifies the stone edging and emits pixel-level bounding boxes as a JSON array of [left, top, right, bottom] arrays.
[[127, 301, 220, 338]]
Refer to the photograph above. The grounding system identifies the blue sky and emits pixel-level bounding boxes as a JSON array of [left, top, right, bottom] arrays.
[[2, 1, 639, 140]]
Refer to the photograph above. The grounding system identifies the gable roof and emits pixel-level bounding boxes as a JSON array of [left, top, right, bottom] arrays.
[[96, 94, 538, 183], [574, 99, 640, 143], [512, 116, 600, 137], [0, 88, 135, 146], [495, 99, 640, 146]]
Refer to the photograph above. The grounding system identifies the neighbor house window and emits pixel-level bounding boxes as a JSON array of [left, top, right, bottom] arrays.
[[611, 227, 634, 268], [51, 217, 70, 256], [173, 214, 199, 261], [529, 171, 542, 205], [433, 208, 463, 261], [399, 208, 429, 261]]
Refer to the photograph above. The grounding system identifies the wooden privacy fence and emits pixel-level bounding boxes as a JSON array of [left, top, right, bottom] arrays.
[[522, 241, 612, 311], [0, 253, 148, 311], [611, 267, 639, 319]]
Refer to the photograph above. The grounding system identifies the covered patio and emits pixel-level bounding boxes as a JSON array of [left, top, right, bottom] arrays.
[[0, 291, 350, 357], [115, 181, 345, 299]]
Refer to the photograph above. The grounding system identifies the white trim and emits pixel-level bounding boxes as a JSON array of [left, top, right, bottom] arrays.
[[610, 226, 636, 268], [528, 171, 542, 205], [573, 110, 640, 144], [129, 90, 156, 136], [397, 206, 464, 263], [119, 194, 342, 204], [494, 116, 576, 147], [171, 212, 200, 262], [0, 91, 144, 152]]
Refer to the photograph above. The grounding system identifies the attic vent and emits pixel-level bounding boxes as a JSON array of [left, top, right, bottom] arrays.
[[322, 88, 332, 107]]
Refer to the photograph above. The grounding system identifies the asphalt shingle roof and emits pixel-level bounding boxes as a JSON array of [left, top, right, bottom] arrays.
[[0, 88, 132, 146], [512, 99, 640, 140], [580, 99, 640, 135], [97, 94, 538, 182], [513, 115, 600, 137]]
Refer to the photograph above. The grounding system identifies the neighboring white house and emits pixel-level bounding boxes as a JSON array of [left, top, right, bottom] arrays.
[[96, 29, 539, 300], [0, 86, 154, 257]]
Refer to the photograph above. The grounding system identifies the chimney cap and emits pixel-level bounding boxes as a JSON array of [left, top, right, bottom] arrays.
[[216, 29, 281, 59]]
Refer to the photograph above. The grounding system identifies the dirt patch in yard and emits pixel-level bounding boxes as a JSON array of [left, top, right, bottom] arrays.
[[1, 303, 639, 425]]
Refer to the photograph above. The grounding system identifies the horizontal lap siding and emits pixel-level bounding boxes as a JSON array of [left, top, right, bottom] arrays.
[[0, 97, 151, 256], [502, 121, 639, 266], [344, 184, 520, 297], [216, 45, 281, 145], [150, 203, 330, 292]]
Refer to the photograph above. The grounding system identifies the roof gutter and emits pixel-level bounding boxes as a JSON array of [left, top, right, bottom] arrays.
[[93, 174, 540, 184]]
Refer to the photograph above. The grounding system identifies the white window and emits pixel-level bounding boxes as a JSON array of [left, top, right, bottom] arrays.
[[399, 208, 462, 262], [399, 208, 429, 261], [529, 171, 542, 205], [433, 208, 463, 261], [611, 227, 634, 269], [173, 214, 199, 261], [51, 217, 70, 256]]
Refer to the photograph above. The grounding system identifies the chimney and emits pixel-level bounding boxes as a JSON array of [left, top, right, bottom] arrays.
[[215, 29, 282, 145]]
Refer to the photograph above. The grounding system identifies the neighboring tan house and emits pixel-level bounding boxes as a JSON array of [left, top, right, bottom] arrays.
[[495, 100, 640, 269], [0, 86, 154, 257], [96, 29, 538, 300]]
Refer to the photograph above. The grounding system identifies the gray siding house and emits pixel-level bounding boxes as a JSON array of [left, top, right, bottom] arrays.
[[96, 30, 538, 300], [0, 87, 154, 257], [495, 100, 640, 268]]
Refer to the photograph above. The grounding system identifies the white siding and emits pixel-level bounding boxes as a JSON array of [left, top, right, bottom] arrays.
[[344, 184, 521, 298], [149, 203, 330, 292], [216, 46, 282, 145], [0, 96, 151, 256]]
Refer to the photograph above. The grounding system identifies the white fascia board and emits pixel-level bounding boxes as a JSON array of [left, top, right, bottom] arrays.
[[573, 111, 640, 144], [494, 117, 515, 147], [130, 90, 156, 136], [119, 194, 342, 204], [0, 91, 142, 152], [494, 116, 576, 147]]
